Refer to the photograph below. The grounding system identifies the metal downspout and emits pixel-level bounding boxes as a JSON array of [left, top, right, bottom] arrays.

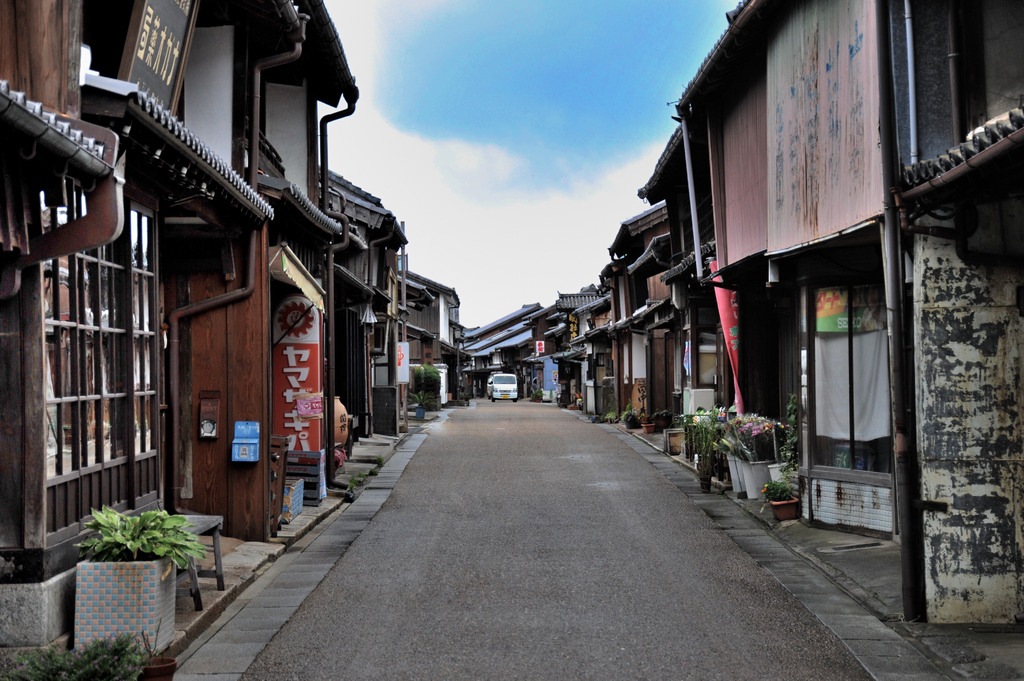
[[877, 0, 925, 622], [247, 18, 307, 188], [904, 0, 919, 164], [947, 0, 963, 145], [168, 230, 259, 513], [680, 114, 704, 279], [320, 96, 357, 474]]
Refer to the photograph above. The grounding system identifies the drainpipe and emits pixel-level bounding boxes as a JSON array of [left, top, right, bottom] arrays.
[[248, 17, 307, 188], [904, 0, 919, 164], [947, 0, 963, 145], [168, 230, 259, 512], [876, 0, 925, 622], [680, 114, 704, 279], [320, 93, 358, 476]]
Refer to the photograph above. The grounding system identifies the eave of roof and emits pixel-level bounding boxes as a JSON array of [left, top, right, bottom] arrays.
[[640, 0, 781, 202], [575, 294, 611, 315], [407, 270, 458, 298], [900, 108, 1024, 207], [556, 290, 602, 312], [259, 176, 342, 236], [465, 303, 543, 340], [334, 263, 374, 301], [83, 75, 273, 223], [295, 0, 358, 107], [627, 233, 672, 278], [0, 81, 114, 179], [661, 240, 717, 284]]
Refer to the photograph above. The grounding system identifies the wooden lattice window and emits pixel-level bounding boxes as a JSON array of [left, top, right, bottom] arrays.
[[43, 199, 160, 538]]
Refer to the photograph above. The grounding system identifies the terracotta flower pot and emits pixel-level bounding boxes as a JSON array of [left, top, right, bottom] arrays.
[[769, 497, 800, 521], [641, 422, 655, 434], [141, 656, 177, 680]]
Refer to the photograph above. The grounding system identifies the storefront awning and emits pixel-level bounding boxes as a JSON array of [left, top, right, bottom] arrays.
[[269, 244, 325, 312]]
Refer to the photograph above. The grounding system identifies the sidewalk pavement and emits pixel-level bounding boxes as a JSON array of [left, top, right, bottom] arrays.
[[611, 415, 1024, 681]]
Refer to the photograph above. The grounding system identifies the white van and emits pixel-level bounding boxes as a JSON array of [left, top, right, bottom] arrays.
[[487, 373, 519, 402]]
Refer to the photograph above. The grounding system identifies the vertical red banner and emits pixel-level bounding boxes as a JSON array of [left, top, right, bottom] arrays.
[[272, 294, 323, 453], [710, 260, 744, 414]]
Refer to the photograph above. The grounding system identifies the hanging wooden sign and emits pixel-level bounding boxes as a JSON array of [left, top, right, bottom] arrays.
[[118, 0, 200, 110]]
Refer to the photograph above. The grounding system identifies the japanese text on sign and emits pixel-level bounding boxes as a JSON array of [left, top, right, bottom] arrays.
[[272, 295, 323, 453], [121, 0, 196, 108]]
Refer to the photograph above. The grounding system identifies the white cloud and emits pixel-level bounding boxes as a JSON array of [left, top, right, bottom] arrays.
[[325, 1, 665, 328]]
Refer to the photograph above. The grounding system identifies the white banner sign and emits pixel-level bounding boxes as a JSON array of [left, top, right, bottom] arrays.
[[397, 341, 410, 384]]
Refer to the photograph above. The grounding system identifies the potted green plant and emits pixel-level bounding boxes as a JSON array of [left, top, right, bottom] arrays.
[[622, 407, 641, 430], [75, 507, 206, 652], [3, 633, 147, 681], [762, 478, 800, 521], [652, 409, 674, 431], [687, 414, 723, 492], [531, 389, 543, 402], [695, 442, 716, 492], [409, 390, 436, 418]]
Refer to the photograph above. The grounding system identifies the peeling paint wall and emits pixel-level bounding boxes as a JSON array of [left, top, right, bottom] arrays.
[[914, 233, 1024, 623]]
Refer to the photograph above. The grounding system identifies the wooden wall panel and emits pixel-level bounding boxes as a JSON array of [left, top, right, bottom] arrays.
[[226, 231, 269, 541], [767, 0, 881, 249], [178, 230, 270, 541], [0, 0, 78, 112], [721, 69, 769, 266]]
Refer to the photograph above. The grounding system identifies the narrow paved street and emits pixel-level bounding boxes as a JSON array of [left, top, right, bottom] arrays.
[[242, 402, 871, 680]]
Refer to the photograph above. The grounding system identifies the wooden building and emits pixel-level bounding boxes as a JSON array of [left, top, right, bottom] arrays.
[[0, 0, 363, 645]]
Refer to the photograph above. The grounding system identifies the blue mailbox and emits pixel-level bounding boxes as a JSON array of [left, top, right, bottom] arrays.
[[231, 421, 260, 462]]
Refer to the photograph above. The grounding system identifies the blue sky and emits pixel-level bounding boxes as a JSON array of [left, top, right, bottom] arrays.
[[327, 0, 738, 327]]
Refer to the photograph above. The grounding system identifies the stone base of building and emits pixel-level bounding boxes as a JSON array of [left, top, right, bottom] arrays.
[[0, 568, 76, 647]]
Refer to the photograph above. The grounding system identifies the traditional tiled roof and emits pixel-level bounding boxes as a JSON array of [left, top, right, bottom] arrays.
[[259, 176, 342, 235], [465, 303, 542, 340], [662, 240, 717, 284], [556, 285, 601, 311], [627, 233, 672, 278], [638, 127, 685, 201], [99, 80, 273, 221], [0, 81, 113, 178], [574, 294, 611, 316], [609, 201, 668, 255], [901, 108, 1024, 202], [407, 270, 459, 300]]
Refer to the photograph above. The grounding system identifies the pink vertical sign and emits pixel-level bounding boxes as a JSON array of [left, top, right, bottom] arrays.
[[710, 260, 744, 414]]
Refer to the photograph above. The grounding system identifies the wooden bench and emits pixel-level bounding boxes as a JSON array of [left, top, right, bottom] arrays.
[[176, 514, 225, 611]]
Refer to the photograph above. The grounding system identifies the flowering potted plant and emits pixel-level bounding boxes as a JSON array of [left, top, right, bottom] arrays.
[[640, 410, 656, 434], [719, 414, 783, 499], [762, 478, 800, 521]]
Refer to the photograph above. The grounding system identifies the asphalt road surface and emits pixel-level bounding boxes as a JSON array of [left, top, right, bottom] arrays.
[[243, 401, 871, 680]]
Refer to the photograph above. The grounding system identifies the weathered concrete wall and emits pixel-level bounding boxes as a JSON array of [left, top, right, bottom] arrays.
[[914, 233, 1024, 623]]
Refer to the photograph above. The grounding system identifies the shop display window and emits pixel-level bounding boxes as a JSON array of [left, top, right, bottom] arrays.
[[811, 285, 892, 473]]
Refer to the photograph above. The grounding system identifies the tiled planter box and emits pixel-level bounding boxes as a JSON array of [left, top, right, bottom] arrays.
[[75, 557, 175, 650]]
